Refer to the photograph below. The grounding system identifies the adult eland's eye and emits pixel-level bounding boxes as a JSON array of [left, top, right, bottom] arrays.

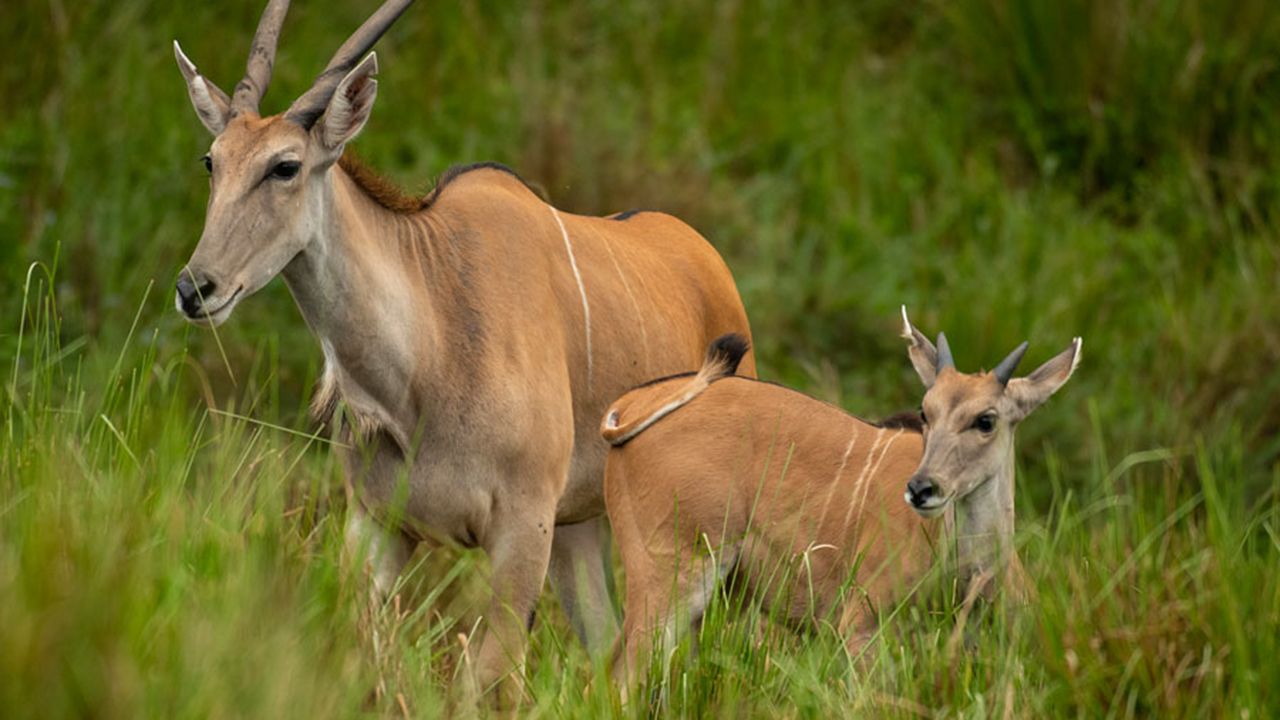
[[973, 413, 997, 433], [270, 161, 301, 180], [201, 154, 213, 174]]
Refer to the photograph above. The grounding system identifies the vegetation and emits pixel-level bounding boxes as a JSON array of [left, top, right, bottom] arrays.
[[2, 0, 1277, 716]]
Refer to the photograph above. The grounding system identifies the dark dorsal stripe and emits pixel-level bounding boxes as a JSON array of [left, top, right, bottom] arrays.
[[435, 161, 526, 191], [631, 370, 698, 390], [425, 161, 538, 208], [875, 410, 925, 432], [624, 373, 923, 435], [611, 209, 652, 221]]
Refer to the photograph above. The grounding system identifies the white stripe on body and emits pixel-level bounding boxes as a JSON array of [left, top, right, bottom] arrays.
[[839, 428, 885, 534], [842, 428, 905, 533], [600, 238, 651, 373], [816, 422, 862, 530], [550, 206, 593, 390]]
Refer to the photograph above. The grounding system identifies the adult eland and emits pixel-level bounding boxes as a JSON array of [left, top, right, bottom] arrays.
[[171, 0, 754, 700]]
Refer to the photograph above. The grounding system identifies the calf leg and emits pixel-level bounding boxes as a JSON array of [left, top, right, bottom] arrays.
[[615, 545, 736, 701], [548, 516, 619, 657], [838, 603, 882, 676], [613, 556, 672, 697]]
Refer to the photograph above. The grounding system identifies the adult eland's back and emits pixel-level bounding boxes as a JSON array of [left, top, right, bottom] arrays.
[[170, 0, 754, 701]]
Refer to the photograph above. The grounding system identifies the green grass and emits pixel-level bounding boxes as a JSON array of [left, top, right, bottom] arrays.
[[2, 0, 1279, 716]]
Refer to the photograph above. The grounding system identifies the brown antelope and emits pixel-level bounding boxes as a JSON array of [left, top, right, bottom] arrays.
[[171, 0, 754, 699], [601, 309, 1080, 688]]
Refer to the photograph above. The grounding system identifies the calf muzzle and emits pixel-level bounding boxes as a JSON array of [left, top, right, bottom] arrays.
[[905, 474, 942, 511]]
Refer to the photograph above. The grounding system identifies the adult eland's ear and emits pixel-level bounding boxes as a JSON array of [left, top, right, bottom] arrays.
[[174, 41, 231, 135], [1005, 337, 1082, 420], [901, 306, 939, 388], [317, 52, 379, 153]]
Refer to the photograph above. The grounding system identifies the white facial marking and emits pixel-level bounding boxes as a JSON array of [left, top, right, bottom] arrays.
[[910, 492, 949, 518]]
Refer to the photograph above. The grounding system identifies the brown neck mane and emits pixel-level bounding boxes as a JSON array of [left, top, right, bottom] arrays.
[[337, 153, 427, 214], [337, 153, 535, 215]]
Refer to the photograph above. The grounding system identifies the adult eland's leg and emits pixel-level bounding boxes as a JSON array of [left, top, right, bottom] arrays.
[[344, 506, 415, 602], [548, 516, 620, 656], [469, 493, 557, 707], [345, 507, 416, 707]]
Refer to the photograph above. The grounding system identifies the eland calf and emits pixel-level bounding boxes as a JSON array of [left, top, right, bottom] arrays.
[[171, 0, 754, 699], [602, 309, 1079, 687]]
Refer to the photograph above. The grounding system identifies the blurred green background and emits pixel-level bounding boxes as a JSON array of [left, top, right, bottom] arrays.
[[4, 0, 1278, 488], [2, 0, 1278, 716]]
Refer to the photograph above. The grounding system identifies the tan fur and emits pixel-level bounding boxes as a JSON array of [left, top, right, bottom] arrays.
[[176, 59, 754, 706], [604, 322, 1079, 692]]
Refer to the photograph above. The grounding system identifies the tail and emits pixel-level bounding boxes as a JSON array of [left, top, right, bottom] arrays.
[[601, 334, 750, 447]]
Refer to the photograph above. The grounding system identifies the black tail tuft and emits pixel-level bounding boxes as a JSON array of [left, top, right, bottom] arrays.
[[706, 333, 751, 377]]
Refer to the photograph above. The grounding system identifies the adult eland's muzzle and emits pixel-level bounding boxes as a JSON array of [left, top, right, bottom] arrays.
[[175, 267, 217, 318]]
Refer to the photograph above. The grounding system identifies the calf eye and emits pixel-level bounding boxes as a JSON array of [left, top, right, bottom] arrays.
[[270, 161, 301, 180], [973, 414, 997, 433], [201, 154, 213, 174]]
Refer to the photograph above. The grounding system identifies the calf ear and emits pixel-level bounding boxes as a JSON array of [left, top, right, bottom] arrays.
[[900, 306, 939, 388], [1005, 337, 1082, 419], [174, 41, 231, 135], [317, 52, 379, 152]]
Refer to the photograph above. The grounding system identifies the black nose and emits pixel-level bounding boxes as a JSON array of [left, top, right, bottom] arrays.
[[906, 475, 939, 508], [176, 269, 217, 316]]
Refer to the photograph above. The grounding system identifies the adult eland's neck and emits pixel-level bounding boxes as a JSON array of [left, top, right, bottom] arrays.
[[281, 164, 432, 445]]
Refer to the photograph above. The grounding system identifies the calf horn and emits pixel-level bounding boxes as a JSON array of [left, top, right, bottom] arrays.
[[993, 341, 1030, 386], [936, 332, 955, 372]]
